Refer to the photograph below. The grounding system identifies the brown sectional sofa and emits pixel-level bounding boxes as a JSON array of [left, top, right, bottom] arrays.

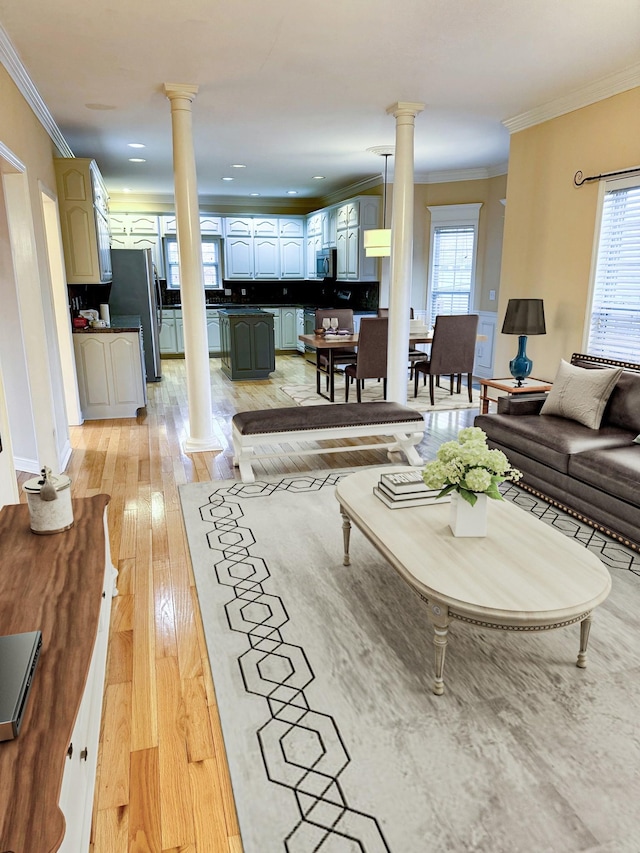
[[475, 353, 640, 551]]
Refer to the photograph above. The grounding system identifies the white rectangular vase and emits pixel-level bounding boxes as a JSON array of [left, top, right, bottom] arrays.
[[449, 492, 487, 537]]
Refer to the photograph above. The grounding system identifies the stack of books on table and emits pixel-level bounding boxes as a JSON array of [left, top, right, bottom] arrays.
[[373, 470, 450, 509]]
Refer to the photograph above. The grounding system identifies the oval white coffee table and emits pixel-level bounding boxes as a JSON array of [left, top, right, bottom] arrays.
[[335, 467, 612, 695]]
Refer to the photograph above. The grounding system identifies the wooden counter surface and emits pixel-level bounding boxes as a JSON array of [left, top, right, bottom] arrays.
[[0, 494, 110, 853]]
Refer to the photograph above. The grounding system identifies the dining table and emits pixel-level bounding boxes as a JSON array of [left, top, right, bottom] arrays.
[[298, 330, 435, 402]]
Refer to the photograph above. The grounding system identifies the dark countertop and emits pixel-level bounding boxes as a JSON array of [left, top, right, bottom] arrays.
[[72, 314, 142, 333], [217, 307, 271, 315]]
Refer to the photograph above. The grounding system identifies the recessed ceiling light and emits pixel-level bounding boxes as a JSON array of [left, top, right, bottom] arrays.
[[231, 164, 246, 168], [250, 193, 261, 197], [128, 158, 146, 163], [222, 177, 234, 181], [287, 190, 298, 195], [128, 143, 145, 149], [312, 176, 325, 180]]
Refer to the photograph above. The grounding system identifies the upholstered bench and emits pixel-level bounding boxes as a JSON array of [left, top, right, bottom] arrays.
[[232, 402, 425, 483]]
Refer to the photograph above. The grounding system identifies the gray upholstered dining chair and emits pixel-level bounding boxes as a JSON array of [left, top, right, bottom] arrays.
[[377, 307, 424, 378], [344, 317, 388, 402], [314, 308, 356, 395], [413, 314, 479, 404]]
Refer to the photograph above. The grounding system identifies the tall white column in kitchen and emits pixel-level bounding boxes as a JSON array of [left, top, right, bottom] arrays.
[[386, 101, 424, 405], [164, 83, 219, 452]]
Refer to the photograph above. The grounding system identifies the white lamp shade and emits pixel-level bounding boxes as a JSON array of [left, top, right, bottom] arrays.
[[363, 228, 391, 257]]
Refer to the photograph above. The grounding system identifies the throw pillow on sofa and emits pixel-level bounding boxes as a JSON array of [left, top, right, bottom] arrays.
[[540, 359, 623, 429]]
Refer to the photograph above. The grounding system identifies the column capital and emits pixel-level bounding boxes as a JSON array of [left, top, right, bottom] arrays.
[[386, 101, 425, 118], [164, 83, 199, 102]]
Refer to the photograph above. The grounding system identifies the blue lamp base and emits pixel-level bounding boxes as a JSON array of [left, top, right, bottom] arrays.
[[509, 335, 533, 387]]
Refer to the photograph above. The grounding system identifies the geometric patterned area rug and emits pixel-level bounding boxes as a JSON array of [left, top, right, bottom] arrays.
[[281, 381, 480, 413], [179, 471, 640, 853]]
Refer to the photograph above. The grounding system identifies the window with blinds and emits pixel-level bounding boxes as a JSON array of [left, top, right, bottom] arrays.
[[428, 225, 475, 321], [587, 180, 640, 361], [164, 236, 222, 289]]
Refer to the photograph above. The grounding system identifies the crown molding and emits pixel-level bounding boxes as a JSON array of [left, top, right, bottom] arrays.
[[415, 164, 508, 184], [0, 24, 73, 157], [503, 62, 640, 134]]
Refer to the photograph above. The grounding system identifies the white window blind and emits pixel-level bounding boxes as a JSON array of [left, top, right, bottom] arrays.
[[587, 182, 640, 361], [429, 226, 475, 320], [164, 236, 222, 290]]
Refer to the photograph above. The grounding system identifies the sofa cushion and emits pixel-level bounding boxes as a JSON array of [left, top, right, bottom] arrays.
[[475, 413, 633, 474], [540, 359, 623, 429], [601, 369, 640, 433], [569, 444, 640, 508]]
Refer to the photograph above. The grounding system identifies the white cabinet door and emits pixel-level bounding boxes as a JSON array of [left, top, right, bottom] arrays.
[[336, 230, 348, 279], [296, 308, 305, 352], [225, 217, 253, 236], [200, 215, 223, 234], [264, 308, 282, 349], [280, 238, 305, 279], [324, 208, 337, 248], [225, 237, 254, 278], [279, 217, 304, 238], [74, 333, 146, 419], [254, 237, 279, 279], [346, 228, 359, 279], [253, 217, 278, 236], [280, 308, 298, 349], [206, 310, 221, 353], [306, 234, 321, 280], [176, 318, 185, 353], [159, 311, 177, 353]]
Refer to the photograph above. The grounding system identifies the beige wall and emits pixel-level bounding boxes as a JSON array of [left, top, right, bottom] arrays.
[[497, 86, 640, 380], [410, 175, 507, 315]]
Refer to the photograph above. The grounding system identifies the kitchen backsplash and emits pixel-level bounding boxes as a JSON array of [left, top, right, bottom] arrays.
[[161, 280, 379, 311]]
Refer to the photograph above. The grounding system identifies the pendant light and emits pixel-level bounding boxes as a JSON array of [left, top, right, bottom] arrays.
[[364, 147, 393, 257]]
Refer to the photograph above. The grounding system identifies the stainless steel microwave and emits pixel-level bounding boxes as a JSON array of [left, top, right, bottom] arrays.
[[316, 248, 337, 279]]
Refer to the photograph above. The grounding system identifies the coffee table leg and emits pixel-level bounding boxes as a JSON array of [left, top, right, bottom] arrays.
[[426, 602, 450, 695], [577, 613, 592, 668], [341, 509, 351, 566]]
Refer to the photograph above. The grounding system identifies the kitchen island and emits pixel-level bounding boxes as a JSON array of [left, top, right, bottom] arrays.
[[72, 314, 147, 419], [219, 308, 275, 380]]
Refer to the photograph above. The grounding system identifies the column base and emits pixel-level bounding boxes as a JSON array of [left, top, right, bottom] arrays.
[[183, 435, 223, 453]]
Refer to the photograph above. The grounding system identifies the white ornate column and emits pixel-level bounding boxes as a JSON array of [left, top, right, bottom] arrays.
[[386, 101, 424, 404], [164, 83, 219, 452]]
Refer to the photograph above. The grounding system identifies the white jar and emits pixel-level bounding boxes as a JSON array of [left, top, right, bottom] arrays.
[[23, 474, 74, 534]]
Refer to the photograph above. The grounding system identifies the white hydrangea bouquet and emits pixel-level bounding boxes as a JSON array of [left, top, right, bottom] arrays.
[[422, 426, 522, 506]]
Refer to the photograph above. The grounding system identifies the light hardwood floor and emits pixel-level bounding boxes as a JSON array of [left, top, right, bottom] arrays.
[[18, 354, 474, 853]]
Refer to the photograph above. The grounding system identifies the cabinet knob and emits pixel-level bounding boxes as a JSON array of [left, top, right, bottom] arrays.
[[80, 747, 88, 762]]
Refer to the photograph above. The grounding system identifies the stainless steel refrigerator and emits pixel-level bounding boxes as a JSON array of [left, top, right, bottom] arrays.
[[109, 248, 162, 382]]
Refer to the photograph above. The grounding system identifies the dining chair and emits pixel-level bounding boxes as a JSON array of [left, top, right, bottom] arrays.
[[413, 314, 479, 404], [344, 317, 388, 402], [377, 307, 423, 378], [314, 308, 357, 396]]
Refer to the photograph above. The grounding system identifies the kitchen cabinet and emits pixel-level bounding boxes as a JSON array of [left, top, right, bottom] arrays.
[[296, 308, 305, 353], [225, 217, 254, 236], [55, 157, 112, 284], [160, 214, 223, 235], [280, 237, 305, 278], [0, 495, 116, 853], [207, 308, 221, 354], [224, 216, 306, 280], [279, 217, 305, 238], [219, 309, 275, 380], [225, 236, 254, 278], [159, 309, 178, 354], [306, 232, 322, 280], [254, 236, 279, 278], [73, 330, 147, 419], [110, 214, 163, 276], [110, 213, 159, 235], [335, 196, 380, 282], [280, 307, 298, 349], [264, 308, 282, 348]]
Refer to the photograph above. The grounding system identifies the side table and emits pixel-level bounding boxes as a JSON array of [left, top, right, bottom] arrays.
[[479, 377, 552, 414]]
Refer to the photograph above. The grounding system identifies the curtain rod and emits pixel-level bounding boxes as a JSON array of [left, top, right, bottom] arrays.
[[574, 166, 640, 187]]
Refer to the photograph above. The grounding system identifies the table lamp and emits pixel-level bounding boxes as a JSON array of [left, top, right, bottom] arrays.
[[501, 298, 546, 386]]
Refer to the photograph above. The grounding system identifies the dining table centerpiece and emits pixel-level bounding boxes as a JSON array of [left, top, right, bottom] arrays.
[[422, 426, 522, 537]]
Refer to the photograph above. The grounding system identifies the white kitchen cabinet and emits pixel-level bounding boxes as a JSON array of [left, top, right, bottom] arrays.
[[200, 215, 223, 234], [279, 217, 305, 238], [58, 510, 116, 852], [225, 217, 254, 236], [73, 331, 147, 419], [253, 217, 278, 236], [207, 308, 221, 354], [335, 196, 380, 282], [254, 236, 280, 278], [324, 208, 337, 248], [159, 309, 178, 354], [280, 238, 305, 279], [111, 233, 164, 277], [306, 213, 322, 237], [176, 317, 185, 353], [280, 307, 298, 349], [225, 236, 254, 279], [110, 213, 159, 235], [306, 233, 322, 280], [55, 157, 112, 284]]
